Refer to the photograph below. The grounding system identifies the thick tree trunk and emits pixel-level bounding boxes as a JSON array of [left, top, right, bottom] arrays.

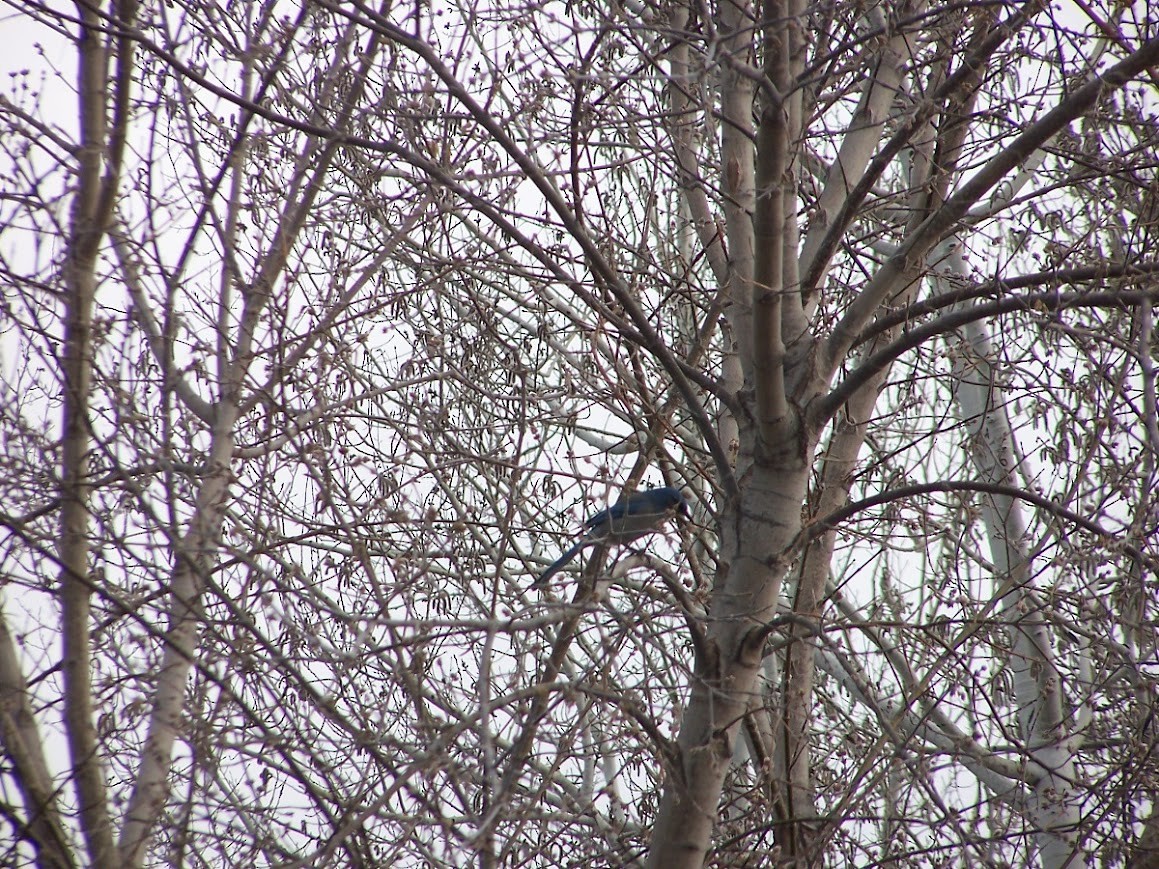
[[648, 435, 809, 866]]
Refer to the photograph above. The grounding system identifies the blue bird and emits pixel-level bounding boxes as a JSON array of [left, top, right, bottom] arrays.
[[534, 486, 689, 587]]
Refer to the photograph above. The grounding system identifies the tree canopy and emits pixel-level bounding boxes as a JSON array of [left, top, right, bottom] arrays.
[[1, 1, 1158, 867]]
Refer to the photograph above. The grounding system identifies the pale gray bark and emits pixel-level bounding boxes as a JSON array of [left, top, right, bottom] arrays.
[[948, 246, 1085, 868], [646, 14, 1159, 868], [2, 2, 1157, 865], [57, 3, 137, 864], [117, 19, 387, 867], [0, 607, 76, 869]]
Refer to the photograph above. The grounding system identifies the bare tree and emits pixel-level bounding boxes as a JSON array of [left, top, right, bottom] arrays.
[[0, 1, 1157, 867]]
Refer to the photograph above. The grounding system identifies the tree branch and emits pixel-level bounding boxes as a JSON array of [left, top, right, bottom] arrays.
[[56, 0, 139, 862], [800, 2, 1027, 300], [816, 286, 1159, 426], [0, 608, 76, 869], [821, 33, 1159, 378], [752, 0, 789, 440], [806, 479, 1158, 574]]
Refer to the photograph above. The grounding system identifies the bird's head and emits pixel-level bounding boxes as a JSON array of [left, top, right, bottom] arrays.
[[659, 487, 691, 519]]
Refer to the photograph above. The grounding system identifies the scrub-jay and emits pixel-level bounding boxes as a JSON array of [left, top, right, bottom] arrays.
[[534, 486, 689, 587]]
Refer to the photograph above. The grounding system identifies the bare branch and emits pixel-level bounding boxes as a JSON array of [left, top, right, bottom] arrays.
[[822, 34, 1159, 378]]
